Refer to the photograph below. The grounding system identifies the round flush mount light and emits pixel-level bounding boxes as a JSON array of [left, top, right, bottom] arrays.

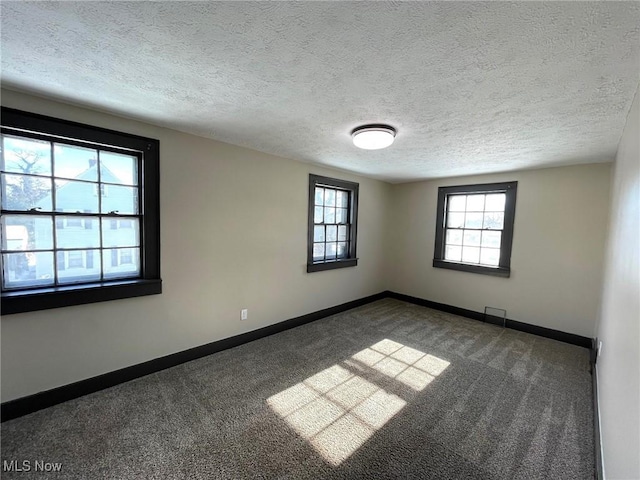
[[351, 124, 396, 150]]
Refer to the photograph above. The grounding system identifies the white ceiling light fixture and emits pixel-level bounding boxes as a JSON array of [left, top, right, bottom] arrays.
[[351, 124, 396, 150]]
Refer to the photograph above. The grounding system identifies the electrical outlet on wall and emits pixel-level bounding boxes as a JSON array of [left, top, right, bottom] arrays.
[[241, 309, 248, 321]]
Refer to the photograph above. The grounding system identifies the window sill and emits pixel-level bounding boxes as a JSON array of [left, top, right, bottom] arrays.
[[432, 259, 510, 278], [1, 278, 162, 315], [307, 258, 358, 273]]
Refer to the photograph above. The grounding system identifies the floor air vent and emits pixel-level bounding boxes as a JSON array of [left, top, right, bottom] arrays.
[[484, 306, 507, 328]]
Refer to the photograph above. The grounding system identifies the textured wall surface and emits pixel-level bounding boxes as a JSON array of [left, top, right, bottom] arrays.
[[1, 2, 639, 182], [596, 85, 640, 480]]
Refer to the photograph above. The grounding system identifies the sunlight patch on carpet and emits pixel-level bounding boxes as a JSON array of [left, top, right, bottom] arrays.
[[267, 339, 449, 466], [353, 340, 450, 391]]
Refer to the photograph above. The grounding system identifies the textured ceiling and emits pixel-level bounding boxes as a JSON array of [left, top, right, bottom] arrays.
[[1, 2, 639, 183]]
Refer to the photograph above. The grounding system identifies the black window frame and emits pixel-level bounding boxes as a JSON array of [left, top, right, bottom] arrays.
[[433, 181, 517, 278], [0, 107, 161, 314], [307, 174, 359, 273]]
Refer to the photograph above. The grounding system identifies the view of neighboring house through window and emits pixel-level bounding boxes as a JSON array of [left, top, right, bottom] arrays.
[[1, 132, 143, 290], [67, 250, 84, 269], [0, 108, 160, 315], [119, 248, 133, 265]]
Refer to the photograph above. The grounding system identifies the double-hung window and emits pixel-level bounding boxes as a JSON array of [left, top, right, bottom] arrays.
[[1, 108, 161, 314], [307, 174, 359, 272], [433, 181, 517, 277]]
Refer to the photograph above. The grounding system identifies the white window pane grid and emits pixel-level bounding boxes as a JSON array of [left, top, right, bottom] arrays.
[[313, 186, 351, 262], [444, 192, 506, 267], [1, 133, 142, 289]]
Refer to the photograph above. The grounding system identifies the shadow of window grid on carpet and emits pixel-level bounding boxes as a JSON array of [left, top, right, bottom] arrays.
[[267, 339, 450, 466]]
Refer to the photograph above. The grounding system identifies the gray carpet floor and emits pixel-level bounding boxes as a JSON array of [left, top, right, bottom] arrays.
[[1, 299, 595, 479]]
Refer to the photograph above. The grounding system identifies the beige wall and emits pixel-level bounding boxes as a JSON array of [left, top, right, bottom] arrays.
[[0, 89, 393, 402], [0, 88, 615, 406], [596, 85, 640, 479], [387, 163, 611, 338]]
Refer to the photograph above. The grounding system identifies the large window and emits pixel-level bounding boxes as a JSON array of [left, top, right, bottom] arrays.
[[307, 174, 358, 272], [1, 108, 161, 314], [433, 181, 517, 277]]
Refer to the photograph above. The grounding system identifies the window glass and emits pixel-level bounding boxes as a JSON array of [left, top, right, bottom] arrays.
[[444, 245, 462, 262], [1, 133, 143, 291], [54, 180, 99, 213], [2, 135, 51, 175], [57, 217, 99, 248], [53, 144, 98, 181], [313, 243, 325, 261], [1, 108, 161, 314], [101, 185, 138, 214], [103, 248, 139, 278], [447, 195, 466, 212], [100, 151, 138, 186], [2, 251, 54, 289], [1, 215, 53, 250], [308, 175, 358, 272], [102, 218, 139, 248], [1, 173, 53, 211], [434, 182, 517, 277]]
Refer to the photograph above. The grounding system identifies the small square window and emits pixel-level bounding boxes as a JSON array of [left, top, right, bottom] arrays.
[[66, 217, 82, 228], [67, 251, 84, 268], [120, 249, 133, 265]]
